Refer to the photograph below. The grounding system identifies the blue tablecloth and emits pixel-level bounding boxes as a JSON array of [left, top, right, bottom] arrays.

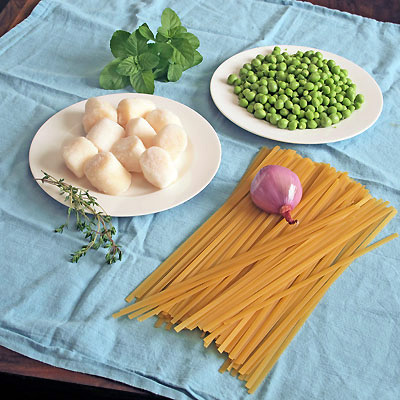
[[1, 1, 399, 399]]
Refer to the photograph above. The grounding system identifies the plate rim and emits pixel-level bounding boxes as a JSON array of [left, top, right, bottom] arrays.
[[210, 44, 383, 144], [29, 93, 222, 217]]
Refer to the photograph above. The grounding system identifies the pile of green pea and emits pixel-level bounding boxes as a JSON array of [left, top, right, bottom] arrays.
[[227, 46, 364, 130]]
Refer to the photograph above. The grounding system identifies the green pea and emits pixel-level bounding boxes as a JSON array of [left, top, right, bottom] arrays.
[[335, 103, 344, 112], [305, 110, 315, 120], [305, 104, 316, 112], [285, 100, 294, 110], [275, 99, 284, 110], [298, 121, 307, 129], [336, 93, 344, 103], [272, 46, 281, 55], [346, 88, 356, 101], [245, 91, 256, 101], [227, 74, 238, 85], [292, 104, 301, 115], [239, 98, 248, 108], [342, 109, 352, 119], [234, 86, 242, 94], [327, 59, 336, 69], [283, 88, 291, 98], [354, 101, 362, 110], [288, 120, 298, 130], [277, 118, 289, 129], [254, 109, 267, 119], [256, 54, 265, 61], [327, 106, 337, 114], [329, 97, 337, 105], [258, 94, 268, 104], [299, 98, 308, 109], [250, 83, 259, 91], [280, 108, 289, 117], [355, 94, 364, 104], [287, 114, 297, 121], [257, 85, 268, 95], [276, 71, 286, 81], [243, 63, 252, 70], [247, 104, 254, 113], [268, 81, 278, 93], [330, 113, 340, 124], [278, 80, 287, 88], [278, 94, 288, 102], [251, 58, 261, 68], [312, 97, 321, 108], [269, 114, 281, 125], [309, 72, 321, 83], [254, 103, 264, 111], [247, 75, 258, 84], [320, 116, 332, 127], [304, 82, 314, 91], [307, 119, 318, 129], [290, 80, 299, 90]]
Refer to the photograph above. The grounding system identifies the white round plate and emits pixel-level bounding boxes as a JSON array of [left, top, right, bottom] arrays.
[[29, 93, 221, 216], [210, 45, 383, 144]]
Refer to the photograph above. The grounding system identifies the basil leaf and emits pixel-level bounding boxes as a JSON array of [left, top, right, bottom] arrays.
[[153, 66, 169, 81], [192, 50, 203, 66], [175, 32, 200, 49], [116, 56, 139, 76], [110, 30, 131, 58], [138, 23, 155, 41], [161, 8, 181, 31], [130, 70, 155, 94], [138, 52, 159, 70], [171, 26, 187, 36], [99, 59, 129, 90], [154, 42, 174, 60], [125, 30, 148, 56], [167, 64, 183, 82], [171, 37, 194, 66], [157, 26, 170, 39]]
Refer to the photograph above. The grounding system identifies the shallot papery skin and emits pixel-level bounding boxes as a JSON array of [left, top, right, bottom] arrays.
[[250, 165, 303, 224]]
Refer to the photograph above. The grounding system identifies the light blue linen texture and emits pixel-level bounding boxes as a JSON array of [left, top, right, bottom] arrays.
[[0, 1, 399, 399]]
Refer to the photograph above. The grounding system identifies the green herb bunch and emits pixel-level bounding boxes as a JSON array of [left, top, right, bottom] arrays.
[[99, 8, 202, 94], [38, 172, 122, 264]]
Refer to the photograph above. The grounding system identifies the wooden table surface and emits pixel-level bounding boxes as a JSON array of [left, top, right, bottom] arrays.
[[0, 0, 399, 398]]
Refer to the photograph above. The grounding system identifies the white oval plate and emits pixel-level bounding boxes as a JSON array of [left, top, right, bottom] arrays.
[[29, 93, 221, 217], [210, 45, 383, 144]]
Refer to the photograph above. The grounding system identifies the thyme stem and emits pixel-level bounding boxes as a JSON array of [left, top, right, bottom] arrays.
[[36, 171, 123, 264]]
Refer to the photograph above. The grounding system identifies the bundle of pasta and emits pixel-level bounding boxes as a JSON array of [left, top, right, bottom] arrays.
[[113, 146, 398, 394]]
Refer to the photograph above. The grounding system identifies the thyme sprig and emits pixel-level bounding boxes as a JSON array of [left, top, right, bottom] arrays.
[[37, 172, 122, 264]]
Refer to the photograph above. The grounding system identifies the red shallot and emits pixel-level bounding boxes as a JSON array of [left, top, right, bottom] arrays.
[[250, 165, 302, 224]]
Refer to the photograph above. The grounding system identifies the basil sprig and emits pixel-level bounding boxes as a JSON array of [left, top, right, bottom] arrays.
[[99, 8, 202, 94]]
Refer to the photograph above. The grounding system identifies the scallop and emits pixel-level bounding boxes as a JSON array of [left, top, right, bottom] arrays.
[[82, 98, 117, 133], [86, 118, 125, 152], [111, 136, 146, 173], [117, 98, 156, 128], [140, 147, 178, 189], [144, 109, 182, 133], [62, 137, 98, 178], [125, 117, 157, 148], [154, 124, 187, 160], [84, 152, 131, 195]]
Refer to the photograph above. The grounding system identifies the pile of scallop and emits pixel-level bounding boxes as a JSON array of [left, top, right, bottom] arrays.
[[62, 97, 187, 195]]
